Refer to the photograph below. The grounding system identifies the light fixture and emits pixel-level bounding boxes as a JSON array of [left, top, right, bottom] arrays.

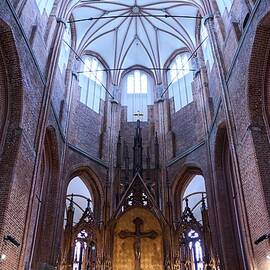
[[266, 255, 270, 260], [4, 235, 20, 247], [255, 233, 270, 245], [0, 254, 7, 262]]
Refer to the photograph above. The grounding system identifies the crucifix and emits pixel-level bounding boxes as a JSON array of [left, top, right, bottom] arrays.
[[133, 110, 144, 121], [119, 217, 158, 270]]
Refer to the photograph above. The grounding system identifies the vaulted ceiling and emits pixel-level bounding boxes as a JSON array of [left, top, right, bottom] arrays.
[[70, 0, 207, 84]]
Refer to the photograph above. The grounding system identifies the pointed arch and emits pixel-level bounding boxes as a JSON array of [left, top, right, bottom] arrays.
[[214, 124, 245, 270], [0, 19, 23, 154], [66, 165, 105, 219], [61, 165, 104, 270], [0, 18, 23, 239], [241, 11, 270, 269], [247, 13, 270, 139], [171, 165, 203, 222], [31, 126, 60, 269]]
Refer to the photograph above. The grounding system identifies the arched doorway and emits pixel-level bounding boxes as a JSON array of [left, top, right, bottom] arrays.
[[113, 207, 164, 270], [60, 175, 101, 270], [214, 127, 244, 270], [181, 175, 207, 270], [0, 18, 23, 270], [31, 127, 60, 269], [173, 173, 215, 270]]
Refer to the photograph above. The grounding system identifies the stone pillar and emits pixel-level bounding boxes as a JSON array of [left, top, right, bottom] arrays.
[[155, 95, 167, 214]]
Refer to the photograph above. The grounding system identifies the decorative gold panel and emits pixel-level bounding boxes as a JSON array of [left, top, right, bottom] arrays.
[[113, 208, 164, 270]]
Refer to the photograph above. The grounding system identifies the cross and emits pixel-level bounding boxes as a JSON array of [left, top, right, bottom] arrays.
[[133, 110, 144, 121], [119, 217, 158, 270]]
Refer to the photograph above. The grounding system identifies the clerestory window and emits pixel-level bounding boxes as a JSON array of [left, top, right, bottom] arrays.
[[216, 0, 233, 14], [79, 56, 106, 113], [58, 23, 71, 74], [168, 52, 193, 112], [122, 70, 153, 122], [35, 0, 54, 15], [200, 23, 214, 72]]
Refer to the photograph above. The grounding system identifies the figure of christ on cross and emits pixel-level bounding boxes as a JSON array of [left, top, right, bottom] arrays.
[[119, 217, 158, 270]]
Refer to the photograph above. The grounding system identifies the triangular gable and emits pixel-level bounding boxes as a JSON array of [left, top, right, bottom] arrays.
[[112, 172, 166, 224]]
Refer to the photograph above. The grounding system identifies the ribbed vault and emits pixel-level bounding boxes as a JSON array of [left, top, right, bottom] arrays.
[[67, 0, 208, 84]]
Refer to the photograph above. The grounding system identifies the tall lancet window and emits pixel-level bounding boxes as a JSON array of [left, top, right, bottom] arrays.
[[200, 23, 214, 72], [79, 55, 106, 113], [58, 23, 71, 74], [121, 70, 153, 122], [216, 0, 233, 14], [168, 52, 193, 112], [35, 0, 54, 15]]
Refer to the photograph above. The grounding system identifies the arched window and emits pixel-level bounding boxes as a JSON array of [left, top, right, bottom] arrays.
[[58, 23, 71, 74], [167, 52, 193, 112], [182, 175, 206, 222], [66, 177, 93, 225], [78, 56, 106, 113], [179, 175, 208, 270], [216, 0, 233, 15], [200, 23, 214, 72], [35, 0, 54, 15], [63, 177, 97, 270], [121, 70, 153, 122]]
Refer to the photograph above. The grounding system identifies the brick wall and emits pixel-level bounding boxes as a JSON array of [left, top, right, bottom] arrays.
[[69, 99, 104, 159], [1, 0, 270, 270], [0, 11, 40, 270]]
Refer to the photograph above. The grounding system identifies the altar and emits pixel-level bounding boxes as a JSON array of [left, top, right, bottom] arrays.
[[113, 208, 164, 270]]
